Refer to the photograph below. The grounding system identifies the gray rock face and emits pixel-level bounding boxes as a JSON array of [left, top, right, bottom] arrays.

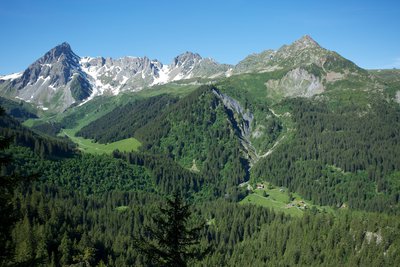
[[168, 52, 202, 80], [2, 42, 92, 112], [14, 42, 82, 89], [0, 44, 230, 112], [212, 88, 257, 162], [212, 89, 254, 138], [172, 52, 202, 69], [168, 52, 232, 80], [80, 51, 232, 97], [265, 67, 325, 98], [80, 56, 165, 95]]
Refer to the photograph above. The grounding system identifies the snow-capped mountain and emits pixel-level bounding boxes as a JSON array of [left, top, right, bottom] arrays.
[[0, 35, 374, 112], [0, 43, 231, 112], [0, 42, 92, 111], [79, 51, 231, 97]]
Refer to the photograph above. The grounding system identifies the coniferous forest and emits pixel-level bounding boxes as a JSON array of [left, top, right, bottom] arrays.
[[1, 77, 400, 267], [1, 19, 400, 266]]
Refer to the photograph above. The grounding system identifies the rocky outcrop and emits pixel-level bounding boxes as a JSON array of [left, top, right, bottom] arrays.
[[212, 89, 257, 162], [80, 51, 231, 97], [80, 56, 166, 95], [265, 68, 324, 98]]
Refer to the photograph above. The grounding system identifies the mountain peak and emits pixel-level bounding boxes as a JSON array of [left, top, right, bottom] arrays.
[[292, 35, 320, 49], [44, 42, 78, 62], [273, 35, 322, 62], [172, 51, 202, 67], [48, 42, 73, 56], [301, 35, 317, 43], [58, 41, 71, 49], [175, 51, 202, 60], [181, 51, 202, 57], [7, 40, 89, 110]]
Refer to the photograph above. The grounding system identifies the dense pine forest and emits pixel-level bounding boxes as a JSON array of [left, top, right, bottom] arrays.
[[2, 77, 400, 266], [1, 0, 400, 264], [76, 95, 179, 144], [253, 96, 400, 213]]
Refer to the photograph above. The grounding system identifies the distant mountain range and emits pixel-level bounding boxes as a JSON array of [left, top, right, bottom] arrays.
[[0, 35, 384, 112]]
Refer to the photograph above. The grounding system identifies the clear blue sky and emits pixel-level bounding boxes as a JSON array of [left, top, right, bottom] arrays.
[[0, 0, 399, 74]]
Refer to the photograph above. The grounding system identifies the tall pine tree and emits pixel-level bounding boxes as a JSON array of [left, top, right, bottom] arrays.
[[135, 191, 208, 267]]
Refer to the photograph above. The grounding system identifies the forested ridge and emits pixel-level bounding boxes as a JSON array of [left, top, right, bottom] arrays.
[[76, 94, 179, 144], [0, 96, 38, 121], [134, 86, 251, 196], [2, 80, 400, 266], [0, 113, 75, 159], [253, 96, 400, 214]]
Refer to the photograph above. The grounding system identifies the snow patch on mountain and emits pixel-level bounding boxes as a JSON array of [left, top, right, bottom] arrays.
[[0, 72, 23, 80], [151, 65, 170, 86]]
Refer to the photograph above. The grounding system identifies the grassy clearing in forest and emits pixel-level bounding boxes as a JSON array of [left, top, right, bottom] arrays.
[[62, 129, 141, 154], [240, 182, 334, 217]]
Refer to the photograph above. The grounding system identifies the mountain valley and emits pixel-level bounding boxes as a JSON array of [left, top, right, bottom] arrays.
[[1, 36, 400, 266]]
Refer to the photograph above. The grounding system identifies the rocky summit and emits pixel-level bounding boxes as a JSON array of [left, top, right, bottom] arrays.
[[0, 42, 92, 111], [0, 43, 232, 112]]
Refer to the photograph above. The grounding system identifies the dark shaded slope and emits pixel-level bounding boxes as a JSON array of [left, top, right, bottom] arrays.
[[0, 109, 75, 158], [0, 96, 38, 121], [76, 94, 178, 143]]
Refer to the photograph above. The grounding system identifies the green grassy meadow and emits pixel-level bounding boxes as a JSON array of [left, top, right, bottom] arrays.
[[62, 129, 141, 154], [240, 182, 334, 217]]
